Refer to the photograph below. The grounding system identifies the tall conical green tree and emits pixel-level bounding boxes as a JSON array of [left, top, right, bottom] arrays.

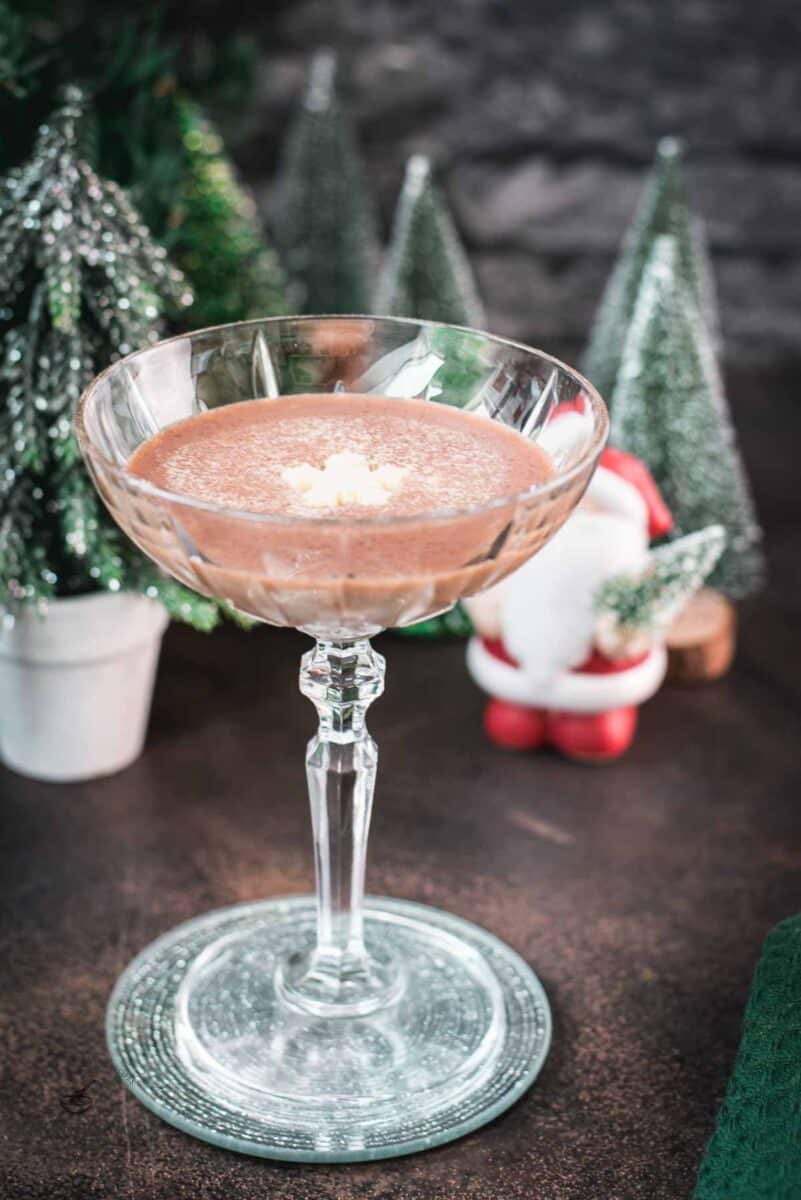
[[168, 96, 287, 328], [595, 525, 726, 651], [273, 50, 378, 314], [377, 155, 486, 640], [610, 236, 764, 599], [0, 88, 220, 627], [583, 138, 708, 406], [691, 214, 722, 352], [0, 9, 284, 329], [375, 154, 485, 328]]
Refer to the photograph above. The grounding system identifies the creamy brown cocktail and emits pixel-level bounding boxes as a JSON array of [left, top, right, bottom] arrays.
[[125, 392, 559, 634], [77, 318, 609, 1163]]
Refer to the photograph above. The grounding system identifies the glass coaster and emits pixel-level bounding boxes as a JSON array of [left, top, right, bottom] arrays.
[[107, 895, 551, 1163]]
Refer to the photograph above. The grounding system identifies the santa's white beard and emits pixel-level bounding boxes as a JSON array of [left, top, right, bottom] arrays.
[[500, 510, 649, 686]]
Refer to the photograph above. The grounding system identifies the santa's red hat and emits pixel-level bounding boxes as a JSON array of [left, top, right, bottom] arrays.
[[541, 401, 673, 539], [591, 447, 673, 539]]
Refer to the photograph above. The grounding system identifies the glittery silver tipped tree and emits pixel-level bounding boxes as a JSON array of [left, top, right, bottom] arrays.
[[611, 236, 764, 599], [0, 87, 220, 628], [273, 50, 378, 314], [0, 9, 285, 331], [583, 138, 714, 407], [375, 155, 485, 328]]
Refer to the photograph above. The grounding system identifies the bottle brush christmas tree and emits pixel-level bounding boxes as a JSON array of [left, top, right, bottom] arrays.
[[610, 235, 764, 600], [0, 87, 220, 628], [375, 154, 485, 328], [168, 96, 287, 328], [582, 138, 715, 406], [376, 154, 486, 640], [273, 50, 378, 314], [594, 525, 726, 659], [0, 8, 285, 330]]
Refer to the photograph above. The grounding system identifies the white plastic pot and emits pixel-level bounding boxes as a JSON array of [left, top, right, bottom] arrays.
[[0, 591, 169, 782]]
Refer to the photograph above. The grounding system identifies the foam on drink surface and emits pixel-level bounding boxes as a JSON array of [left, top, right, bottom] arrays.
[[129, 393, 551, 518]]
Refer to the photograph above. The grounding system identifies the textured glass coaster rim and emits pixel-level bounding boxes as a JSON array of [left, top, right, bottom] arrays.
[[106, 895, 552, 1163]]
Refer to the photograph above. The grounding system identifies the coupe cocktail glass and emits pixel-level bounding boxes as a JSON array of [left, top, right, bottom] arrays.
[[76, 316, 607, 1161]]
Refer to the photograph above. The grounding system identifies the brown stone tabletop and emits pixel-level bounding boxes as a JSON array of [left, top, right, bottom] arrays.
[[1, 366, 799, 1199]]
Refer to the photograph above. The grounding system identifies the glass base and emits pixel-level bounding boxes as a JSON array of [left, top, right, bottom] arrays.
[[107, 897, 551, 1162]]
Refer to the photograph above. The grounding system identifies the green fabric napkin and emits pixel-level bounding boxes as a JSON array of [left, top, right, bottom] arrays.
[[694, 914, 801, 1200]]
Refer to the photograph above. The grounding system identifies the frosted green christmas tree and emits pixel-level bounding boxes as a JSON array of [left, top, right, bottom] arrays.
[[691, 215, 722, 352], [375, 154, 485, 328], [377, 155, 487, 421], [167, 97, 287, 329], [583, 138, 712, 405], [274, 51, 378, 314], [377, 155, 485, 639], [0, 88, 220, 627], [611, 236, 764, 599], [595, 525, 726, 654]]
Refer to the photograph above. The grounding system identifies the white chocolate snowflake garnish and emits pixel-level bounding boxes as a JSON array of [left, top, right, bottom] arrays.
[[282, 451, 407, 508]]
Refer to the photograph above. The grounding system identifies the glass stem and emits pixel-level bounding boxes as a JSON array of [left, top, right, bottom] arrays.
[[279, 639, 400, 1017], [304, 638, 382, 965]]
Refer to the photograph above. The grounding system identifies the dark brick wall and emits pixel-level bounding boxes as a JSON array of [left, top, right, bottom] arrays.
[[184, 0, 801, 365]]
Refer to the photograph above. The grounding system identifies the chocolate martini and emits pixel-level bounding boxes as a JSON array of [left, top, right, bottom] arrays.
[[78, 316, 609, 1163], [128, 392, 555, 633]]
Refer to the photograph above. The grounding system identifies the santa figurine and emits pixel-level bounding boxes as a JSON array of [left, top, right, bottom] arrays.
[[465, 435, 683, 763]]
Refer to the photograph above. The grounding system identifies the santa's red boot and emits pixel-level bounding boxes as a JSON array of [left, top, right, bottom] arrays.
[[484, 699, 547, 751], [545, 706, 639, 764]]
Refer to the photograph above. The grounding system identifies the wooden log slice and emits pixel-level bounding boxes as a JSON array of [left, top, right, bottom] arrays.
[[666, 588, 736, 684]]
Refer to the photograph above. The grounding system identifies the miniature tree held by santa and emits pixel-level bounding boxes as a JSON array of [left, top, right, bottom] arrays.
[[0, 87, 220, 627]]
